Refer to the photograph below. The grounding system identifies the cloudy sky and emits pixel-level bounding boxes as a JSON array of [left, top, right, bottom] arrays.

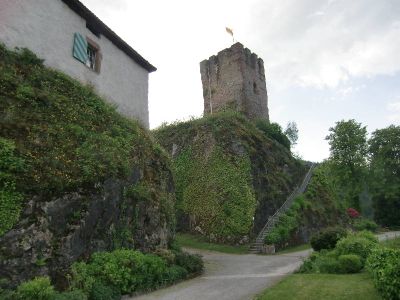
[[82, 0, 400, 162]]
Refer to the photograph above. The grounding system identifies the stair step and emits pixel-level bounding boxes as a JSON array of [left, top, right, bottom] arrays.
[[252, 164, 315, 248]]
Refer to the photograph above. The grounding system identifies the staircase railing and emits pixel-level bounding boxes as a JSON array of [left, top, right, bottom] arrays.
[[252, 163, 316, 249]]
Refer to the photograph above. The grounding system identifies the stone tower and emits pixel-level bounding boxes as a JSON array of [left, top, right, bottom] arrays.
[[200, 42, 269, 121]]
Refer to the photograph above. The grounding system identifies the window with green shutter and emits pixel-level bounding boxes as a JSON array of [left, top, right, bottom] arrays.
[[73, 33, 88, 64]]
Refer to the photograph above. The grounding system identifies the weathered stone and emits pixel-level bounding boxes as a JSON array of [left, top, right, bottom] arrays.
[[200, 43, 269, 121], [0, 169, 175, 288]]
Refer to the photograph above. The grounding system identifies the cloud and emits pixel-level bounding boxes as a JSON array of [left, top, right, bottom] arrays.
[[387, 100, 400, 123], [247, 0, 400, 89]]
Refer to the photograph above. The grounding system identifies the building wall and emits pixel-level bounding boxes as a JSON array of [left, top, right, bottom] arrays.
[[200, 43, 269, 121], [0, 0, 150, 128]]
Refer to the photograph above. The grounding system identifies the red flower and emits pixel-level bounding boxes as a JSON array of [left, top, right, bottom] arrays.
[[347, 208, 360, 218]]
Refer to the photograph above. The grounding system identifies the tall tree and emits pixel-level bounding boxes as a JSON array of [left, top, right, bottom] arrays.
[[325, 119, 368, 209], [368, 125, 400, 226], [285, 121, 299, 146]]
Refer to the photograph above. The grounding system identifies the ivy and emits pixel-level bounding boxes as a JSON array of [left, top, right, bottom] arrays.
[[0, 137, 24, 236], [175, 146, 256, 242]]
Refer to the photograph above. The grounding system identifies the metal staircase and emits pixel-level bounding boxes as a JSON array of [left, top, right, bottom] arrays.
[[249, 163, 316, 254]]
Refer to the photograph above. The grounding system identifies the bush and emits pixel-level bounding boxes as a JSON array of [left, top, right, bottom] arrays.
[[336, 235, 378, 263], [16, 277, 56, 300], [310, 227, 348, 251], [338, 254, 363, 273], [347, 208, 360, 218], [88, 282, 120, 300], [367, 247, 400, 300], [255, 120, 291, 150], [154, 248, 176, 266], [355, 230, 378, 243], [353, 218, 378, 232], [298, 250, 341, 274], [70, 249, 169, 295], [174, 252, 204, 275], [70, 249, 203, 296], [314, 254, 342, 274], [166, 265, 189, 282]]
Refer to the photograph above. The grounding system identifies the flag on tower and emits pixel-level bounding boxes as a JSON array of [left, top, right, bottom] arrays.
[[225, 27, 233, 36]]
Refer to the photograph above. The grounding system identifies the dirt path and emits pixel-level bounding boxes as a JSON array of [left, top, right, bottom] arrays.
[[127, 231, 400, 300], [128, 249, 311, 300]]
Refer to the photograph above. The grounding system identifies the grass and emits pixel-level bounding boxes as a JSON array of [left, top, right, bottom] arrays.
[[175, 233, 249, 254], [381, 236, 400, 249], [276, 243, 311, 254], [255, 273, 381, 300]]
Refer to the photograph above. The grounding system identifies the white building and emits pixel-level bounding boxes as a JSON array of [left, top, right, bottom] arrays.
[[0, 0, 156, 128]]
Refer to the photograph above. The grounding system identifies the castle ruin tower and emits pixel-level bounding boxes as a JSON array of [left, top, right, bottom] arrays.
[[200, 42, 269, 121]]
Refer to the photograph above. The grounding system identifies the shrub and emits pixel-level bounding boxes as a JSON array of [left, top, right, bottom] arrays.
[[166, 265, 188, 283], [154, 248, 176, 266], [367, 247, 400, 300], [88, 282, 120, 300], [355, 230, 378, 243], [310, 227, 347, 251], [70, 249, 202, 296], [255, 120, 291, 150], [314, 254, 342, 274], [174, 252, 204, 275], [298, 250, 341, 274], [353, 218, 378, 232], [16, 277, 56, 300], [338, 254, 363, 273], [71, 249, 169, 294], [347, 208, 360, 218], [51, 290, 87, 300], [335, 235, 378, 263]]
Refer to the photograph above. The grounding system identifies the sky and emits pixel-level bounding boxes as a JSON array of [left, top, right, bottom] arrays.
[[81, 0, 400, 162]]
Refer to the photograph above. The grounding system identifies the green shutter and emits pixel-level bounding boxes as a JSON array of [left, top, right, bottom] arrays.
[[73, 33, 88, 64]]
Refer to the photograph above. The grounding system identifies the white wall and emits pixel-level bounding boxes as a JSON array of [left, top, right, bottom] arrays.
[[0, 0, 150, 128]]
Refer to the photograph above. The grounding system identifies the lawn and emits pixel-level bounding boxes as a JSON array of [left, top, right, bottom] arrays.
[[255, 273, 381, 300], [381, 236, 400, 249], [275, 243, 311, 254], [175, 233, 249, 254]]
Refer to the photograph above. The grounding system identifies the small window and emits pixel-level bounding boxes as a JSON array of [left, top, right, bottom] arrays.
[[86, 44, 97, 70], [73, 33, 102, 73], [86, 38, 101, 73]]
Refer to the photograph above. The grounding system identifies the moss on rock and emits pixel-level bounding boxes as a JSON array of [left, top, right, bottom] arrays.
[[154, 111, 307, 243]]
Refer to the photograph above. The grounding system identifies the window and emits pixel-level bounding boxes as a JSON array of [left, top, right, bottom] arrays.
[[86, 44, 97, 70], [73, 33, 102, 73]]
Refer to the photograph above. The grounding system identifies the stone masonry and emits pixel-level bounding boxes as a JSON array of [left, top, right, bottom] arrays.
[[200, 42, 269, 121]]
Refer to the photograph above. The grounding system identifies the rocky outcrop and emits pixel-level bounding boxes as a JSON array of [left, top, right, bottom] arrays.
[[0, 45, 176, 288], [154, 113, 307, 243], [0, 166, 175, 288]]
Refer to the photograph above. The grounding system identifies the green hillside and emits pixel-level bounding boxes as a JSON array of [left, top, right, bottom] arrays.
[[154, 112, 307, 243], [0, 45, 176, 286]]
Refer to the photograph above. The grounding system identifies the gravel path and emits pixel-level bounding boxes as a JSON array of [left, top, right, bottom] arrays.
[[127, 231, 400, 300], [128, 249, 311, 300]]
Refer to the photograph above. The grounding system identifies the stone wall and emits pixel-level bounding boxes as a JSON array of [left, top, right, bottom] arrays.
[[200, 43, 269, 121]]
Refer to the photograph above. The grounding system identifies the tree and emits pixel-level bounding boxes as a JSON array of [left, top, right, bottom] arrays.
[[325, 120, 368, 209], [284, 121, 299, 146], [368, 125, 400, 226]]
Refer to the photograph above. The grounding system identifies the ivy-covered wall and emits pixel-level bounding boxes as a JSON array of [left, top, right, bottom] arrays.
[[155, 112, 307, 243], [0, 45, 176, 287]]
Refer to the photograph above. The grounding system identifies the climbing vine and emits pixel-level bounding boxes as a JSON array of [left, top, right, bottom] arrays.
[[0, 137, 24, 236], [175, 145, 256, 242]]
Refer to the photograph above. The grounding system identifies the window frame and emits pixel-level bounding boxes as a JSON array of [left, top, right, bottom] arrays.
[[85, 37, 102, 73]]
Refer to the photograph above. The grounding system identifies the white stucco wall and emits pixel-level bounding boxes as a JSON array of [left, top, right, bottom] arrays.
[[0, 0, 150, 128]]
